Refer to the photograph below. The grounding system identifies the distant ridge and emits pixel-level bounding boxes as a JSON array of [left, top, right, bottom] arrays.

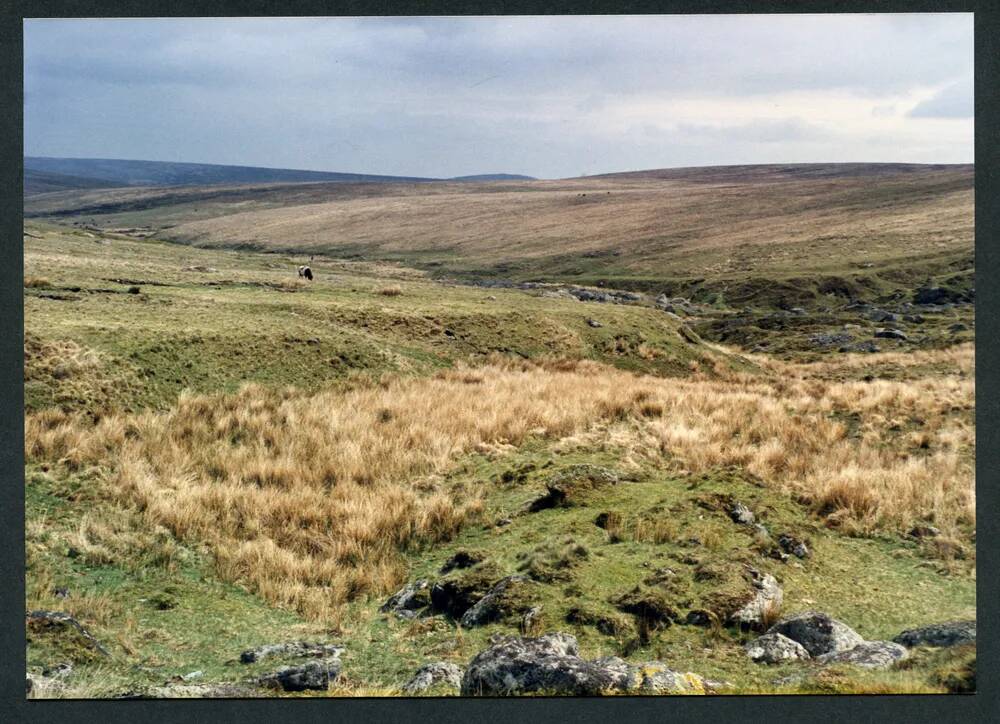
[[585, 162, 974, 183], [24, 156, 438, 190], [24, 168, 121, 195], [449, 174, 537, 182], [23, 157, 535, 192]]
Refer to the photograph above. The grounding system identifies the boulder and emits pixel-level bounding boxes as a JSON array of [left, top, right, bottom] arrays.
[[765, 611, 864, 657], [728, 571, 783, 629], [460, 633, 706, 696], [402, 661, 463, 694], [379, 580, 431, 619], [460, 575, 537, 628], [258, 657, 342, 692], [745, 632, 811, 664], [893, 620, 976, 648], [816, 641, 908, 669], [874, 328, 908, 341], [239, 641, 344, 664]]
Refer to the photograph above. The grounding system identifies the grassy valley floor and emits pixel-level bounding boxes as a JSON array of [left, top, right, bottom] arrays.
[[23, 221, 975, 697]]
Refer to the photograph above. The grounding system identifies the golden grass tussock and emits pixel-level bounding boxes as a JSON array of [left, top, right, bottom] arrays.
[[25, 348, 974, 621], [377, 284, 403, 297]]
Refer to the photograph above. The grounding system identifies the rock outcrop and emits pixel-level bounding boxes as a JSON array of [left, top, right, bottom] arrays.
[[764, 611, 864, 657], [893, 620, 976, 648], [745, 632, 811, 664], [460, 633, 707, 696], [380, 579, 432, 619], [240, 641, 344, 664], [402, 662, 463, 694], [815, 640, 908, 669]]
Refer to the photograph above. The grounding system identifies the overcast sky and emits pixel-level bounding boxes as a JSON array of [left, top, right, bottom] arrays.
[[24, 15, 973, 179]]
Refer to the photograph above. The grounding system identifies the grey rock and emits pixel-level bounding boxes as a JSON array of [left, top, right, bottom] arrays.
[[258, 657, 342, 692], [765, 611, 864, 657], [520, 605, 543, 635], [903, 314, 925, 324], [745, 632, 811, 664], [460, 633, 706, 696], [460, 575, 535, 628], [893, 620, 976, 648], [729, 570, 783, 629], [908, 524, 941, 539], [42, 662, 73, 678], [240, 641, 344, 664], [402, 661, 463, 694], [816, 640, 908, 669], [586, 318, 603, 328], [379, 579, 431, 618], [122, 683, 255, 699], [777, 534, 810, 559], [868, 309, 899, 323], [874, 328, 908, 340], [810, 332, 853, 348], [729, 502, 755, 525]]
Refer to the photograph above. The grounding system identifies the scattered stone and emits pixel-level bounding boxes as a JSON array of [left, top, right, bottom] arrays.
[[840, 340, 879, 354], [258, 657, 342, 692], [908, 524, 941, 539], [874, 328, 908, 341], [122, 682, 254, 699], [239, 641, 344, 664], [729, 502, 755, 526], [402, 661, 464, 694], [777, 534, 810, 559], [816, 640, 908, 669], [379, 580, 432, 619], [440, 550, 487, 573], [745, 632, 811, 664], [914, 286, 968, 305], [42, 662, 73, 678], [765, 611, 864, 657], [810, 332, 853, 348], [903, 314, 925, 324], [495, 517, 512, 527], [460, 633, 707, 696], [754, 523, 771, 539], [586, 318, 603, 328], [893, 620, 976, 648], [26, 610, 109, 657], [867, 309, 899, 323], [460, 575, 537, 628]]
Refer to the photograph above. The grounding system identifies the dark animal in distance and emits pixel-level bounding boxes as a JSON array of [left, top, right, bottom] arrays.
[[297, 265, 313, 281]]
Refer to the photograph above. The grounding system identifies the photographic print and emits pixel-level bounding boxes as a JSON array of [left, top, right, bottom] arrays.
[[22, 14, 975, 699]]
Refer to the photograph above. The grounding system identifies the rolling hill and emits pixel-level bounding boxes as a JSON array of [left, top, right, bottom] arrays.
[[25, 162, 974, 307]]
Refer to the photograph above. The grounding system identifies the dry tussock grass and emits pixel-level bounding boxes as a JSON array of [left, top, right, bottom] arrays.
[[25, 349, 974, 621]]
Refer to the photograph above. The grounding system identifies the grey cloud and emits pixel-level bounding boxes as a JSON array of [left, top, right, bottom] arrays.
[[24, 15, 974, 178], [907, 77, 974, 118]]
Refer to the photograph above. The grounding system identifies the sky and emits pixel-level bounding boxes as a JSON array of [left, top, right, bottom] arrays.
[[23, 14, 973, 179]]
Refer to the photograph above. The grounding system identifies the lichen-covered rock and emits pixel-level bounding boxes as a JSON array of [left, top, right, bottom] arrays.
[[816, 641, 908, 669], [402, 661, 463, 694], [258, 658, 342, 692], [893, 620, 976, 648], [239, 641, 344, 664], [460, 633, 707, 696], [728, 571, 783, 629], [459, 575, 536, 628], [765, 611, 864, 657], [745, 632, 811, 664], [729, 502, 755, 525], [379, 579, 431, 619]]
